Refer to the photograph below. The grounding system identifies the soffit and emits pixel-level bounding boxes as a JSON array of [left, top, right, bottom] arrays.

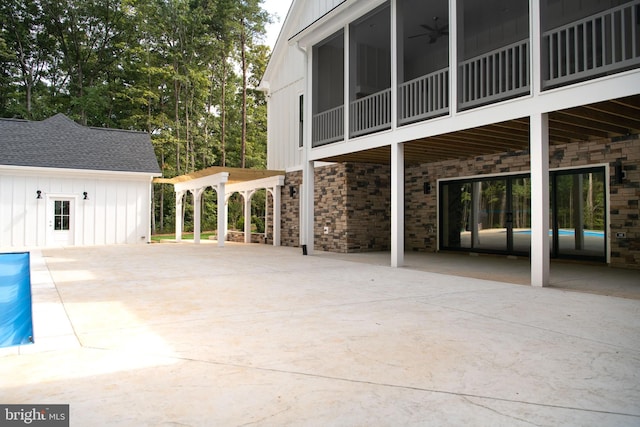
[[319, 95, 640, 165]]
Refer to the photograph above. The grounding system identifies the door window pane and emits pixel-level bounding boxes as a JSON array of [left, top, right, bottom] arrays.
[[440, 182, 472, 249], [474, 179, 508, 252], [554, 170, 606, 259], [54, 200, 70, 231], [512, 177, 532, 253]]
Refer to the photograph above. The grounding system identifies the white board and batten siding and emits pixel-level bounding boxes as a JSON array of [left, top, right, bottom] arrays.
[[264, 0, 346, 172], [0, 167, 153, 248]]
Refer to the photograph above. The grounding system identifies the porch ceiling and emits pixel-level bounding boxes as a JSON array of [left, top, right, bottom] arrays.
[[319, 95, 640, 166]]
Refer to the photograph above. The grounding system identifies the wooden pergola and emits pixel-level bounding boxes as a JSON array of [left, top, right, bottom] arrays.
[[154, 167, 285, 246]]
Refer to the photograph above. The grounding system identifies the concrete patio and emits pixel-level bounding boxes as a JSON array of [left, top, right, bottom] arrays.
[[1, 243, 639, 426]]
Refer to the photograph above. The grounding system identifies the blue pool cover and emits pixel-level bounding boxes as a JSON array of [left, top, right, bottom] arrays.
[[0, 252, 34, 348]]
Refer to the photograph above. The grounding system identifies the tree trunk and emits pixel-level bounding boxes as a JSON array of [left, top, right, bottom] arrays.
[[240, 21, 248, 168], [220, 58, 227, 167], [174, 78, 181, 174]]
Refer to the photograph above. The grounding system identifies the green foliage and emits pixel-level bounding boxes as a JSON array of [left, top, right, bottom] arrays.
[[0, 0, 274, 234]]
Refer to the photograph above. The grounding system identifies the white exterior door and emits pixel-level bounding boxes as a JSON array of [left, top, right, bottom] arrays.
[[51, 198, 74, 246]]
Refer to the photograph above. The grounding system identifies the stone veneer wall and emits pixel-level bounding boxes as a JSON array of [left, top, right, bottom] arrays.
[[278, 163, 391, 253], [405, 136, 639, 269], [315, 164, 349, 252], [277, 136, 637, 268], [344, 163, 391, 252], [276, 170, 302, 247]]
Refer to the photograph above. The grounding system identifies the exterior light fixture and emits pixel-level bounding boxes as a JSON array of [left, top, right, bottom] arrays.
[[615, 161, 626, 184], [289, 186, 297, 197], [423, 182, 431, 194], [36, 190, 42, 199], [83, 191, 89, 200]]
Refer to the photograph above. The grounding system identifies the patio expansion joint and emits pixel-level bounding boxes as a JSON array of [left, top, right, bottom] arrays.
[[169, 354, 640, 421], [417, 299, 640, 354]]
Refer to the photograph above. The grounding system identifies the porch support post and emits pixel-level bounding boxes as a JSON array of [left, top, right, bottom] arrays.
[[217, 183, 226, 247], [530, 112, 550, 287], [302, 160, 315, 255], [243, 190, 253, 244], [391, 142, 404, 267], [192, 188, 204, 244], [175, 190, 185, 242], [272, 187, 281, 246]]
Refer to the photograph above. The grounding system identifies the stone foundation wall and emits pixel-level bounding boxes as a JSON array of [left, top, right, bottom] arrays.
[[315, 164, 349, 252], [279, 163, 391, 253], [344, 163, 391, 252], [278, 136, 638, 268], [225, 230, 266, 244], [277, 170, 302, 247], [405, 136, 639, 269]]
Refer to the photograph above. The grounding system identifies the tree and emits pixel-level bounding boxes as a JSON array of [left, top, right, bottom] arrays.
[[0, 0, 273, 234]]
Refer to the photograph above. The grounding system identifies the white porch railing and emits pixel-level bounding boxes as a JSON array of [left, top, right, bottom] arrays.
[[398, 68, 449, 125], [349, 88, 391, 138], [543, 0, 640, 87], [312, 104, 344, 146], [459, 40, 530, 110], [310, 3, 639, 144]]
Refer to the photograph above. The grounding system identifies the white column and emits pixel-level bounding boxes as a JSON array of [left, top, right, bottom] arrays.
[[244, 190, 253, 244], [272, 187, 281, 246], [530, 112, 550, 287], [450, 0, 458, 115], [391, 142, 404, 267], [391, 0, 398, 129], [175, 190, 185, 242], [217, 183, 226, 247], [302, 160, 315, 255], [192, 188, 204, 244]]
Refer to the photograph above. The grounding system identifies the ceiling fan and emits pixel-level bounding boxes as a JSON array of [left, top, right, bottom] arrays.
[[408, 16, 449, 44]]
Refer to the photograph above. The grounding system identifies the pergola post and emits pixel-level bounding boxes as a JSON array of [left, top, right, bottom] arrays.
[[175, 190, 186, 242], [243, 190, 254, 244], [192, 188, 205, 244], [271, 186, 281, 246], [217, 182, 226, 247]]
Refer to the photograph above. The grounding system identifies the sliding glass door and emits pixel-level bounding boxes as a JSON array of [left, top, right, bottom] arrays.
[[552, 168, 606, 260], [440, 175, 528, 255], [439, 167, 606, 261]]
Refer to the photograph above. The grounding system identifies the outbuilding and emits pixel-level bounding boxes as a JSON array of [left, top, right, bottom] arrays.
[[0, 114, 161, 248]]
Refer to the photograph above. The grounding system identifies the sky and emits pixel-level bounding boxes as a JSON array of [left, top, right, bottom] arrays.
[[262, 0, 293, 49]]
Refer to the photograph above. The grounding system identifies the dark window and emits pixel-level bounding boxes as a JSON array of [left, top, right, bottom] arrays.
[[299, 94, 304, 147]]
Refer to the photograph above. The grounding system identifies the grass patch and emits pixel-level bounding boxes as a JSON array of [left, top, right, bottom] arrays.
[[151, 232, 217, 242]]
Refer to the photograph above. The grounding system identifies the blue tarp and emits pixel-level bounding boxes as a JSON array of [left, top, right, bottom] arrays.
[[0, 252, 34, 348]]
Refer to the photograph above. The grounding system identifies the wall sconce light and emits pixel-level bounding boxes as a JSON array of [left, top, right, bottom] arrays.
[[289, 186, 297, 197], [83, 191, 89, 200], [615, 162, 626, 184], [36, 190, 42, 199], [423, 182, 432, 195]]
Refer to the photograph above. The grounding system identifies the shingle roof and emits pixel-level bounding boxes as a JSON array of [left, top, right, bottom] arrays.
[[0, 113, 161, 174]]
